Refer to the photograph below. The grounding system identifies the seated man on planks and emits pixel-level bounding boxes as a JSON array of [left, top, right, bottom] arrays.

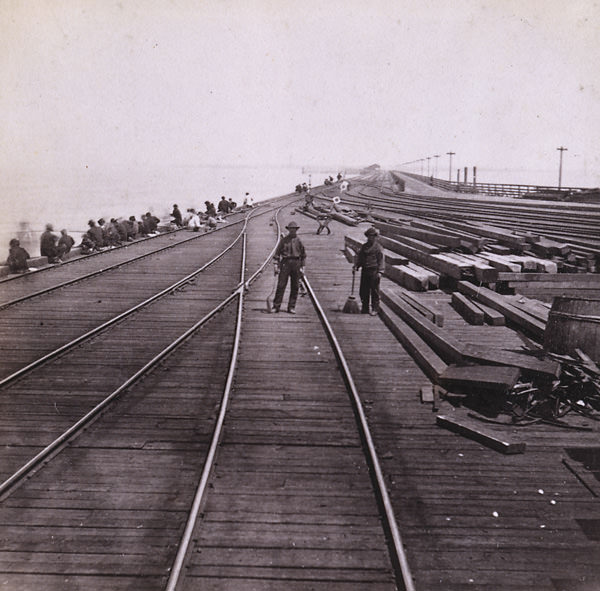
[[6, 238, 30, 273], [40, 223, 61, 264], [57, 229, 75, 258]]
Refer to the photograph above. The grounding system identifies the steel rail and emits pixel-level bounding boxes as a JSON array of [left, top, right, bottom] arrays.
[[240, 208, 284, 290], [165, 211, 283, 591], [0, 207, 282, 500], [0, 285, 242, 500], [301, 274, 416, 591], [339, 193, 600, 248], [340, 190, 600, 231], [165, 234, 247, 591], [0, 214, 254, 390], [0, 217, 247, 310], [0, 198, 292, 309]]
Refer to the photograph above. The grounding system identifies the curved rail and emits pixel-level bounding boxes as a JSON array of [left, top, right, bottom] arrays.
[[0, 197, 296, 309], [165, 210, 283, 591], [0, 209, 282, 503], [302, 273, 416, 591], [0, 213, 258, 310], [0, 209, 265, 389]]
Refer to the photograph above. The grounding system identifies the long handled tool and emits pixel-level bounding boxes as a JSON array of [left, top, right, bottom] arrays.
[[342, 269, 361, 314], [266, 263, 279, 312]]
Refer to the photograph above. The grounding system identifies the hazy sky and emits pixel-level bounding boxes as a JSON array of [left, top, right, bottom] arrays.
[[1, 0, 599, 184]]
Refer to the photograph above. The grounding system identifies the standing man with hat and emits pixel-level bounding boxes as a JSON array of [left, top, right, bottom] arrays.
[[353, 227, 384, 315], [272, 221, 306, 314]]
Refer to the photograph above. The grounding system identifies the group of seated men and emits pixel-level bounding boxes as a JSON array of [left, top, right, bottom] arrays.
[[81, 213, 160, 253]]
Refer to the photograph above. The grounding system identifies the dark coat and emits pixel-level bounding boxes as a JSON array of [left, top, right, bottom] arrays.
[[7, 245, 29, 273]]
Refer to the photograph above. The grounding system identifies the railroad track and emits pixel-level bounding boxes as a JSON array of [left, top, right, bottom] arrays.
[[340, 172, 600, 249], [0, 198, 298, 381], [0, 201, 414, 590]]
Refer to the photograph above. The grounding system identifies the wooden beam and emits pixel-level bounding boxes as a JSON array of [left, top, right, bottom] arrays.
[[395, 287, 444, 326], [374, 221, 462, 248], [470, 300, 506, 326], [370, 234, 469, 279], [443, 220, 527, 251], [439, 364, 521, 394], [410, 220, 487, 249], [476, 252, 522, 273], [385, 262, 429, 291], [445, 253, 498, 283], [381, 288, 464, 362], [456, 281, 546, 339], [530, 237, 571, 257], [436, 414, 526, 454], [379, 302, 449, 381], [420, 384, 435, 403], [451, 292, 484, 325], [381, 284, 560, 376], [461, 344, 560, 377], [497, 272, 600, 283], [379, 233, 441, 254]]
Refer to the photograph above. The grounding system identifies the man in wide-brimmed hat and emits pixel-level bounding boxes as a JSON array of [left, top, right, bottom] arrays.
[[353, 226, 384, 315], [272, 221, 306, 314]]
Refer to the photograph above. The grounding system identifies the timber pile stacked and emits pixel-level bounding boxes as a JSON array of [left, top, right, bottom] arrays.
[[341, 216, 600, 302], [321, 174, 600, 451]]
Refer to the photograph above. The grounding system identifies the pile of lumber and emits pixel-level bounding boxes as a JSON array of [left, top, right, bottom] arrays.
[[371, 216, 599, 281], [341, 216, 600, 302]]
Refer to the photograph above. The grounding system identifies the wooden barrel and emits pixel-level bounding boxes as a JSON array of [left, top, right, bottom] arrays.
[[544, 297, 600, 362]]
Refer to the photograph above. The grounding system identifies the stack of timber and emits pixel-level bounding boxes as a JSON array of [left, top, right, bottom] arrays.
[[377, 280, 600, 451], [334, 174, 600, 450], [373, 216, 599, 281]]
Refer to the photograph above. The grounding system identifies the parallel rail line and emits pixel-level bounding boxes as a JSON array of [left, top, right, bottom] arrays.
[[339, 183, 600, 249], [0, 199, 415, 590], [0, 204, 284, 310], [0, 207, 279, 499]]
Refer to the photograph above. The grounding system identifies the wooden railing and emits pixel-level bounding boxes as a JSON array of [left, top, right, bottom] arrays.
[[398, 172, 597, 200]]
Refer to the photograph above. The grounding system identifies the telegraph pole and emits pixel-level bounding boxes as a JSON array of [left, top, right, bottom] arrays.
[[427, 156, 431, 177], [434, 154, 440, 177], [446, 151, 455, 182], [557, 146, 567, 189]]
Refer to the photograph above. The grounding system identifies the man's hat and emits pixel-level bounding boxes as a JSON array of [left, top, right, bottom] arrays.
[[286, 221, 300, 230], [364, 227, 378, 237]]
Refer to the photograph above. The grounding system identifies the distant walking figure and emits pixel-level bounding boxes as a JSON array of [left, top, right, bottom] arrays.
[[272, 221, 306, 314], [316, 212, 331, 235], [354, 227, 384, 315]]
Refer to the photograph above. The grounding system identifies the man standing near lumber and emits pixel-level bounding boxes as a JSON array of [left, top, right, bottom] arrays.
[[354, 227, 385, 315], [272, 221, 306, 314]]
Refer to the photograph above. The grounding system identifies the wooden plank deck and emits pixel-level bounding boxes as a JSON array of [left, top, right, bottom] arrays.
[[1, 193, 599, 590], [179, 215, 397, 590], [295, 208, 600, 591]]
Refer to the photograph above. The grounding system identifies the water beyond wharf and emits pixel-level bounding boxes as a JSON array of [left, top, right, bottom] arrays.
[[0, 183, 599, 590]]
